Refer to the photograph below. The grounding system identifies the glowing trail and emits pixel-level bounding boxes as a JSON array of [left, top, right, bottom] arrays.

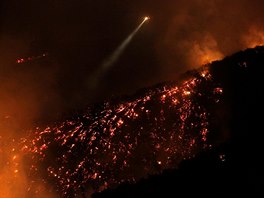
[[102, 17, 149, 70], [16, 53, 48, 64], [89, 17, 150, 88]]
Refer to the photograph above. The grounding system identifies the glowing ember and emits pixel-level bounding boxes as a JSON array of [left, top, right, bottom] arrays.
[[4, 67, 223, 197], [16, 53, 48, 64]]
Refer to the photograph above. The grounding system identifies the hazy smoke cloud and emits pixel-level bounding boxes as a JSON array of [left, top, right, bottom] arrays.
[[2, 0, 264, 110], [156, 0, 264, 79], [242, 26, 264, 48], [0, 35, 60, 197], [0, 0, 263, 138], [0, 36, 62, 127]]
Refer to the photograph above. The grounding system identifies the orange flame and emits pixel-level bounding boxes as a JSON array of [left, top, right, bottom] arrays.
[[242, 26, 264, 48]]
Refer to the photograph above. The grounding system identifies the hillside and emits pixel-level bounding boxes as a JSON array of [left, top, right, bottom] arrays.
[[17, 46, 264, 197], [93, 46, 264, 197]]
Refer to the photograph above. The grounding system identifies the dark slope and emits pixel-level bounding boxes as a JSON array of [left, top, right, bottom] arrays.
[[23, 64, 224, 197], [93, 46, 264, 197]]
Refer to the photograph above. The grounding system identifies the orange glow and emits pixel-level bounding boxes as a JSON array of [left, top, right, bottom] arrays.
[[1, 68, 223, 197], [243, 27, 264, 48], [189, 34, 223, 66], [183, 90, 191, 96]]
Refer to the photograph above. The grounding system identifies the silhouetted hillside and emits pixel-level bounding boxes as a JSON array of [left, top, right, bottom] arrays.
[[93, 46, 264, 197]]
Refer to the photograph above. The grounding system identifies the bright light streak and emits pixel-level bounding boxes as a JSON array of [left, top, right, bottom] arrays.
[[101, 18, 146, 70], [144, 16, 150, 21], [88, 17, 149, 89]]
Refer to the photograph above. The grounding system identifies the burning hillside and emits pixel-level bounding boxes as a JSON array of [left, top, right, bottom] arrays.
[[1, 46, 263, 197], [18, 66, 223, 197]]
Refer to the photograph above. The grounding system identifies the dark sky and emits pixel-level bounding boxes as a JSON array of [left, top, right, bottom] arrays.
[[1, 0, 264, 126]]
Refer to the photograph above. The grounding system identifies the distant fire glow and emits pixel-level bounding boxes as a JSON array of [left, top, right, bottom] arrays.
[[0, 67, 224, 197], [16, 53, 48, 64], [243, 27, 264, 49]]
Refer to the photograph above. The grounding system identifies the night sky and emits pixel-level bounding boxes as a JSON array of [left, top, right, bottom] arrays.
[[1, 0, 264, 125]]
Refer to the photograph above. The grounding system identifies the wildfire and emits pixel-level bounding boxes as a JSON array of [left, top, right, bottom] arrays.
[[243, 27, 264, 48], [3, 67, 223, 197]]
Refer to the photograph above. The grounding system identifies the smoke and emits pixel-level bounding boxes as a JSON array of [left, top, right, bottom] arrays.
[[242, 26, 264, 48], [0, 35, 59, 198], [155, 0, 264, 79], [2, 0, 264, 108], [0, 149, 57, 198], [178, 33, 223, 68]]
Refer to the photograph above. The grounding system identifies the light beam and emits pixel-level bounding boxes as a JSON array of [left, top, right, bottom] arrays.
[[89, 17, 149, 89]]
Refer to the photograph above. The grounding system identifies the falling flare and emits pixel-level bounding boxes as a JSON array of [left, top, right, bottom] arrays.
[[89, 17, 150, 88]]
